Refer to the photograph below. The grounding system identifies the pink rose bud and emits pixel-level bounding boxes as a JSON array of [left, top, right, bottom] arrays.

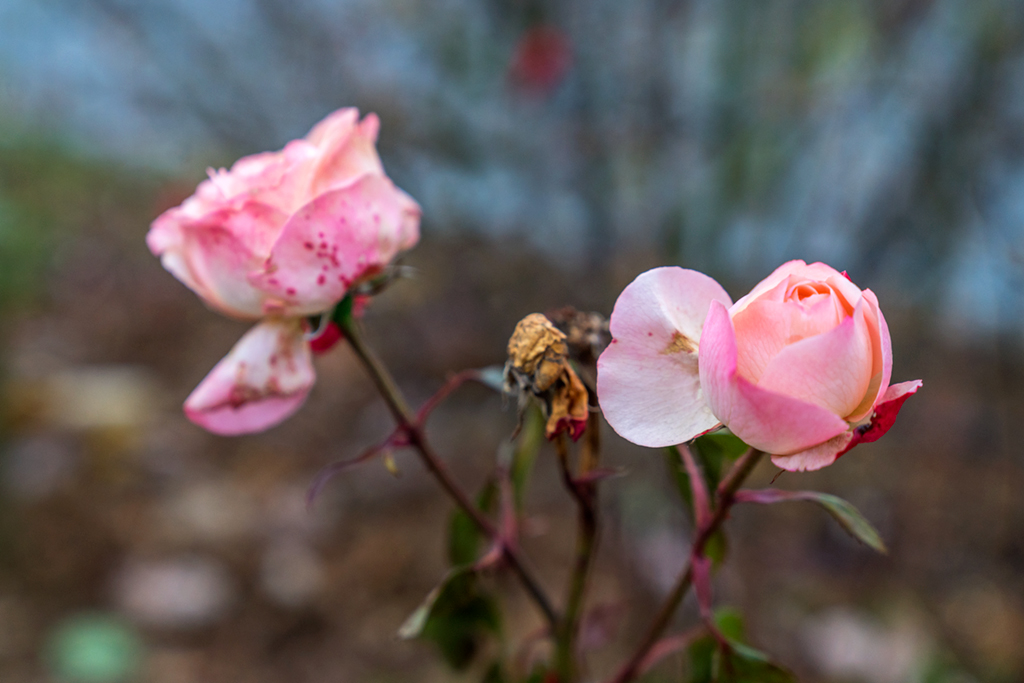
[[148, 108, 421, 434], [597, 262, 921, 471]]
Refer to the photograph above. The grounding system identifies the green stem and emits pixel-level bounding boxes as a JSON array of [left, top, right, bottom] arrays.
[[338, 313, 560, 631], [606, 448, 765, 683], [553, 429, 600, 683]]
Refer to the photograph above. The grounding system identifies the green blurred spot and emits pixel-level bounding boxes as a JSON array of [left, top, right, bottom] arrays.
[[46, 613, 143, 683]]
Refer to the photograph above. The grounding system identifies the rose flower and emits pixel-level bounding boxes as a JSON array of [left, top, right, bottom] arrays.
[[148, 108, 421, 435], [597, 262, 921, 471]]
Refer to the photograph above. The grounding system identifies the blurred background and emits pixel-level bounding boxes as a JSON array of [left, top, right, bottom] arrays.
[[1, 0, 1022, 681]]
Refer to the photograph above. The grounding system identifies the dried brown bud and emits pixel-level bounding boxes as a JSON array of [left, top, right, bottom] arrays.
[[505, 313, 589, 441], [546, 307, 611, 365]]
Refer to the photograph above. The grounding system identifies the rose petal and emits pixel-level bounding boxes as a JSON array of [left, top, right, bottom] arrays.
[[846, 289, 892, 422], [849, 379, 922, 446], [771, 433, 854, 472], [731, 261, 862, 316], [597, 267, 732, 448], [308, 112, 386, 196], [699, 301, 850, 455], [773, 378, 922, 470], [253, 175, 421, 316], [756, 298, 874, 418], [148, 200, 289, 319], [308, 321, 344, 354], [304, 108, 360, 148], [729, 279, 844, 384], [184, 319, 315, 435]]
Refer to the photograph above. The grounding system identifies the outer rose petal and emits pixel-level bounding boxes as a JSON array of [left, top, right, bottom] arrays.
[[148, 200, 289, 319], [597, 267, 732, 448], [252, 174, 421, 316], [770, 433, 854, 472], [846, 289, 893, 423], [305, 108, 361, 148], [184, 319, 315, 435], [772, 379, 922, 471], [699, 301, 850, 455], [307, 111, 386, 196]]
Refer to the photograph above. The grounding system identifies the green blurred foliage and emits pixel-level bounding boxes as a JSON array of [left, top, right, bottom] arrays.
[[0, 132, 159, 312], [402, 478, 504, 672], [685, 608, 796, 683], [45, 613, 143, 683]]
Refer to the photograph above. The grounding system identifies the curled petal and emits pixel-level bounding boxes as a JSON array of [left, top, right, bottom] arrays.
[[184, 319, 315, 435], [597, 267, 732, 448], [846, 289, 893, 423], [770, 433, 854, 472], [306, 111, 386, 196], [252, 175, 421, 316], [699, 301, 849, 455], [305, 108, 361, 148], [772, 379, 922, 471], [851, 379, 922, 446]]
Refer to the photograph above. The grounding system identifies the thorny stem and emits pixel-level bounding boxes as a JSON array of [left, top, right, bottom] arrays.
[[606, 447, 765, 683], [553, 419, 601, 683], [338, 314, 560, 630]]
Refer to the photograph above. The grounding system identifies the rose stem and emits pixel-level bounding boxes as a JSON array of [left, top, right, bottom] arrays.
[[553, 412, 601, 682], [606, 447, 765, 683], [338, 313, 560, 630]]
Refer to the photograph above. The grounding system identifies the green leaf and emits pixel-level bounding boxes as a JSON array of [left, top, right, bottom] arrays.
[[687, 633, 716, 683], [398, 568, 501, 670], [449, 510, 482, 568], [810, 493, 887, 554], [330, 294, 355, 328], [713, 607, 746, 642], [703, 528, 729, 569], [691, 431, 749, 489], [717, 644, 797, 683], [510, 406, 544, 511], [482, 661, 507, 683], [734, 489, 887, 553], [686, 609, 796, 683], [524, 665, 553, 683], [411, 480, 504, 671], [448, 480, 499, 566]]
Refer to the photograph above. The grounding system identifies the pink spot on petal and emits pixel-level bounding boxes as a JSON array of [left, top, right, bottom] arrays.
[[317, 274, 326, 285], [286, 287, 296, 296]]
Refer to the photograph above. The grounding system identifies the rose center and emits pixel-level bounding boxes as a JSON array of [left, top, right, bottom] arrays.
[[789, 282, 830, 302]]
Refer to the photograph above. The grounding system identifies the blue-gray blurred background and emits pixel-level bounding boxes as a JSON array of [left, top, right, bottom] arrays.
[[0, 1, 1022, 682]]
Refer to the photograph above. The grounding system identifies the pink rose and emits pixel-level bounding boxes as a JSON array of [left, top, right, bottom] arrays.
[[148, 108, 421, 435], [597, 262, 921, 471]]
